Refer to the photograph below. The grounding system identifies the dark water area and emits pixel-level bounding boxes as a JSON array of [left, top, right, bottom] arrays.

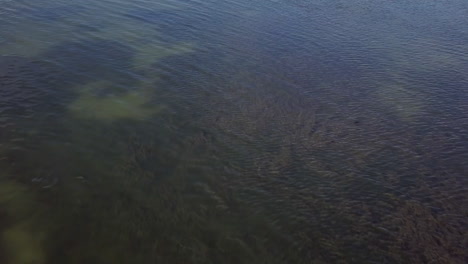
[[1, 0, 467, 263]]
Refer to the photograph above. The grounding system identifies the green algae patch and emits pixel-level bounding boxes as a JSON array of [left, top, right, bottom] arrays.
[[3, 224, 46, 264], [0, 179, 46, 264], [0, 178, 41, 223], [68, 81, 164, 122]]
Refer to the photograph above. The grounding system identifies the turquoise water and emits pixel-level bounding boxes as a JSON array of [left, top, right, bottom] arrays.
[[1, 0, 467, 263]]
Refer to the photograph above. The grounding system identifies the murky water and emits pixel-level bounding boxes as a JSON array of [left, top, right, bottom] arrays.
[[1, 0, 467, 263]]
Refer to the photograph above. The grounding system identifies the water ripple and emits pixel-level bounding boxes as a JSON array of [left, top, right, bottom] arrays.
[[0, 0, 467, 263]]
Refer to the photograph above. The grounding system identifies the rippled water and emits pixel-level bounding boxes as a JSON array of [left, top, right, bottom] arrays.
[[1, 0, 468, 263]]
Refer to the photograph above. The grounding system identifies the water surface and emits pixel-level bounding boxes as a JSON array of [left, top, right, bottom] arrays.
[[1, 0, 467, 263]]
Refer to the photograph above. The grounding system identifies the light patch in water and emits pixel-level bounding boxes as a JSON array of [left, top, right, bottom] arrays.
[[0, 0, 186, 58], [375, 83, 425, 122], [383, 36, 468, 73], [85, 14, 163, 46], [0, 22, 72, 57], [0, 178, 46, 264], [133, 42, 195, 68], [68, 81, 164, 121], [3, 224, 45, 264]]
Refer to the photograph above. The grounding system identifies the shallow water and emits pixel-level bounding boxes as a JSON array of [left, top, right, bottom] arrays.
[[1, 0, 467, 263]]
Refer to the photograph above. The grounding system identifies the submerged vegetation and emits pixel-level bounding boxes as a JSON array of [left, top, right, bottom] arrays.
[[196, 71, 468, 263], [0, 178, 45, 264], [1, 0, 468, 263], [68, 81, 163, 121]]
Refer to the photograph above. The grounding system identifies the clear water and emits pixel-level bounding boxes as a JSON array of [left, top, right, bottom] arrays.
[[1, 0, 467, 263]]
